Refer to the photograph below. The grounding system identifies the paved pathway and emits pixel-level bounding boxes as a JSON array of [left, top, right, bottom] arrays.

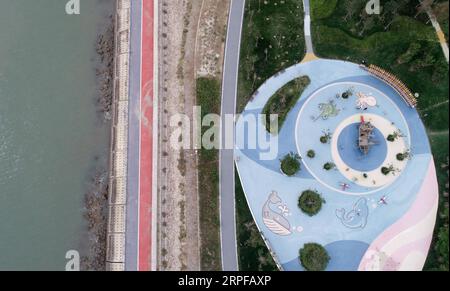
[[420, 0, 449, 63], [302, 0, 318, 63], [126, 0, 156, 271], [219, 0, 245, 272]]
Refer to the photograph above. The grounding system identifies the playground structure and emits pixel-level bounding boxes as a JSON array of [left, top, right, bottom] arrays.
[[358, 116, 376, 155]]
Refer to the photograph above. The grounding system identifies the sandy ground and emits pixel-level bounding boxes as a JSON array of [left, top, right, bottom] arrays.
[[195, 0, 229, 79], [158, 0, 202, 271], [157, 0, 229, 271]]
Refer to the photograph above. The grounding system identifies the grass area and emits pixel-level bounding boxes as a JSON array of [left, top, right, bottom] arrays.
[[196, 77, 221, 271], [262, 76, 311, 134], [311, 0, 449, 271], [433, 0, 449, 43], [310, 0, 337, 20], [235, 170, 278, 271], [237, 0, 306, 113], [425, 131, 449, 271]]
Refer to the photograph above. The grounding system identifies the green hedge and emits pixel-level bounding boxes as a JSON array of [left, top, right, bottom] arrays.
[[263, 76, 311, 134]]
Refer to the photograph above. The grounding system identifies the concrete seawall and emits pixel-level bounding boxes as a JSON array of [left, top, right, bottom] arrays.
[[106, 0, 131, 272]]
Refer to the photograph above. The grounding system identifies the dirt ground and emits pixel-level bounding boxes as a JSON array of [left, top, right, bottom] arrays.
[[158, 0, 202, 271], [157, 0, 230, 271]]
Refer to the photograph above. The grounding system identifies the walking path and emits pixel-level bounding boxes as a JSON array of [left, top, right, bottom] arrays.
[[219, 0, 245, 271], [125, 0, 157, 271], [422, 1, 449, 63], [301, 0, 318, 63]]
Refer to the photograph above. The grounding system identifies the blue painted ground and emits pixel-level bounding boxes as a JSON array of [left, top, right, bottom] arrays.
[[337, 124, 387, 172], [235, 59, 433, 271]]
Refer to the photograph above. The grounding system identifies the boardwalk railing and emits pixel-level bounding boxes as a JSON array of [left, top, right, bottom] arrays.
[[106, 0, 131, 272], [363, 64, 417, 108]]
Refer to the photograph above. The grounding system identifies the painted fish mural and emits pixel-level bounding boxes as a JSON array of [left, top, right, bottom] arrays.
[[262, 192, 292, 236], [336, 198, 369, 229]]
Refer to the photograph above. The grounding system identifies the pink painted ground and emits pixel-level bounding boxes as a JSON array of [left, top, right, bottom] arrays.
[[359, 160, 439, 271]]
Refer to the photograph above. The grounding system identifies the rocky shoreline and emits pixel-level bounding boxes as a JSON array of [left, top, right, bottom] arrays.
[[81, 15, 116, 271], [96, 15, 115, 121], [81, 169, 109, 271]]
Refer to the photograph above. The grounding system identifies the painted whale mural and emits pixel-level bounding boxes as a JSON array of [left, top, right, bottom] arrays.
[[262, 192, 292, 236], [336, 198, 369, 229]]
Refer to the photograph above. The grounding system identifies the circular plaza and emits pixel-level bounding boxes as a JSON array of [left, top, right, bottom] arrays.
[[235, 59, 439, 271], [295, 82, 411, 194]]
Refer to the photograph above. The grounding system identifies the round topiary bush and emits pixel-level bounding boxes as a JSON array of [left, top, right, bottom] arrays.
[[298, 190, 325, 216], [299, 243, 330, 271], [387, 134, 397, 142], [397, 153, 405, 161], [280, 152, 301, 176], [320, 136, 329, 144], [381, 166, 394, 176], [323, 162, 335, 171], [307, 150, 316, 159]]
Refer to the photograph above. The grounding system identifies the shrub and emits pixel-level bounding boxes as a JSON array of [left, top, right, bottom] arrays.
[[323, 162, 335, 171], [341, 88, 354, 99], [299, 243, 330, 271], [381, 166, 396, 176], [307, 150, 316, 159], [387, 132, 400, 142], [281, 152, 301, 176], [397, 153, 405, 161], [298, 190, 325, 216]]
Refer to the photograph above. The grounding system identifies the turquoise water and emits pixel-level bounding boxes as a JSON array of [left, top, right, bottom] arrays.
[[0, 0, 113, 270]]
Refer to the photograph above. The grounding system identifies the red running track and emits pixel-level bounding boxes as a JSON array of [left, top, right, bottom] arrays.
[[138, 0, 154, 271]]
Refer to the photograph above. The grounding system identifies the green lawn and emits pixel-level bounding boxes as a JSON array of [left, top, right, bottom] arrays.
[[310, 0, 449, 271], [237, 0, 306, 113], [197, 77, 222, 271], [236, 170, 278, 271], [425, 131, 449, 271]]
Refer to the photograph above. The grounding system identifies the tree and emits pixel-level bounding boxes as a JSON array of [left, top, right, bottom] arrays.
[[298, 190, 325, 216], [383, 0, 401, 30], [299, 243, 330, 271], [343, 0, 363, 22], [280, 152, 301, 176]]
